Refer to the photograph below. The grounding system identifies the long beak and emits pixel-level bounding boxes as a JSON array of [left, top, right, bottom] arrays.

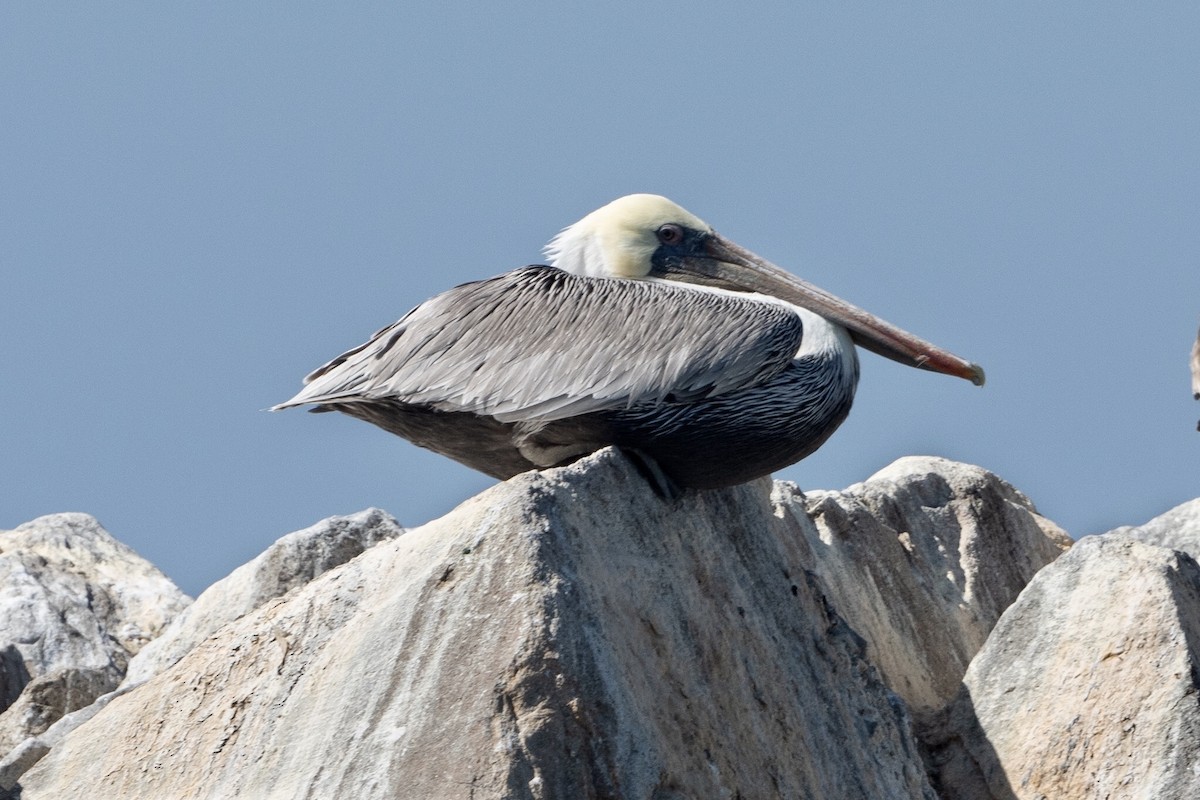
[[687, 233, 986, 386]]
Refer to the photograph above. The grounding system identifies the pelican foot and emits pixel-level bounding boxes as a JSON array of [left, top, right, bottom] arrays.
[[619, 448, 683, 503]]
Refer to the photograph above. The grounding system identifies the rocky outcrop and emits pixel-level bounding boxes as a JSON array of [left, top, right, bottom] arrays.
[[779, 457, 1070, 715], [9, 452, 1071, 800], [0, 513, 188, 759], [12, 456, 1200, 800], [925, 533, 1200, 800], [0, 508, 404, 794], [123, 507, 404, 686], [1113, 497, 1200, 556]]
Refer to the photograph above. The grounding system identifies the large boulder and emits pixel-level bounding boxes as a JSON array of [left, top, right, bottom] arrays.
[[5, 453, 1075, 799], [0, 513, 188, 758], [1114, 496, 1200, 556], [123, 507, 404, 686], [926, 530, 1200, 799], [15, 451, 954, 800], [779, 456, 1070, 715], [0, 508, 404, 793]]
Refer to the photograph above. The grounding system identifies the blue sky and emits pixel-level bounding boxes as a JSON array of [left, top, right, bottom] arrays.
[[3, 4, 1197, 596]]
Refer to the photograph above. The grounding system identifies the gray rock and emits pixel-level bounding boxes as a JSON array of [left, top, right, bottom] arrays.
[[0, 647, 30, 715], [0, 513, 188, 757], [0, 667, 119, 751], [926, 533, 1200, 800], [0, 507, 404, 793], [779, 456, 1071, 715], [123, 507, 404, 686], [1113, 497, 1200, 557], [15, 451, 940, 800]]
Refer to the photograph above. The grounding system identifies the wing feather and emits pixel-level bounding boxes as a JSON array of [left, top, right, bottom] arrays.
[[274, 266, 805, 422]]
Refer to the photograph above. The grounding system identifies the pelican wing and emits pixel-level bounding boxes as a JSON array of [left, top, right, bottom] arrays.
[[274, 266, 805, 423]]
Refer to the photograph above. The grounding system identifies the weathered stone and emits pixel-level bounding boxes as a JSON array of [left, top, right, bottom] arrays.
[[0, 667, 120, 756], [4, 455, 1084, 799], [0, 681, 133, 795], [1113, 497, 1200, 558], [926, 533, 1200, 800], [123, 507, 404, 686], [0, 648, 29, 716], [778, 456, 1071, 715], [15, 451, 937, 800], [0, 507, 404, 793], [0, 513, 188, 757]]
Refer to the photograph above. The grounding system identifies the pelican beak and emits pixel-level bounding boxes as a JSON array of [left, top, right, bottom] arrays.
[[684, 233, 986, 386]]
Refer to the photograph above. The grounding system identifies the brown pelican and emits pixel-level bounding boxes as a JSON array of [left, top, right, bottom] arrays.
[[1192, 324, 1199, 430], [274, 194, 984, 494]]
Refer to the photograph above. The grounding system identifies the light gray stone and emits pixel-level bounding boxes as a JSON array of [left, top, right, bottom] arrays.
[[0, 681, 133, 794], [926, 533, 1200, 800], [1113, 497, 1200, 558], [778, 456, 1071, 715], [123, 507, 404, 686], [0, 513, 188, 757], [6, 455, 1085, 799], [15, 451, 938, 800], [0, 507, 404, 793], [0, 667, 119, 756]]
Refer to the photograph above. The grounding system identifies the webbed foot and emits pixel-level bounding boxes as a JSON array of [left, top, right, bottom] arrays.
[[619, 448, 684, 503]]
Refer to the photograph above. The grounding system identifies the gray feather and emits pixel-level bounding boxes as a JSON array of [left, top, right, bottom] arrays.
[[274, 266, 805, 422]]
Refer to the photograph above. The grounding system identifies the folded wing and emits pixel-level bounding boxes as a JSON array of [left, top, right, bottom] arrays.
[[273, 266, 806, 423]]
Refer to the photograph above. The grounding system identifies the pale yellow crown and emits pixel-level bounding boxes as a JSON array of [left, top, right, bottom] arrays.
[[545, 194, 710, 279]]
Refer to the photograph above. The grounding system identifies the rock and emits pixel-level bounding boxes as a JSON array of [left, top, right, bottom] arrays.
[[15, 451, 942, 800], [1113, 497, 1200, 558], [0, 513, 188, 758], [0, 508, 404, 793], [0, 681, 133, 795], [925, 533, 1200, 800], [0, 667, 120, 757], [778, 456, 1071, 715], [123, 507, 404, 686], [0, 648, 29, 716], [6, 455, 1077, 799]]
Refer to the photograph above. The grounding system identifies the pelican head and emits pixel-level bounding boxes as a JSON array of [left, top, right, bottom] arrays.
[[545, 194, 712, 279], [547, 194, 985, 386]]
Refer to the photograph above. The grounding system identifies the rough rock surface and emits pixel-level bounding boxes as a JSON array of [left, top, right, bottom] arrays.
[[0, 513, 188, 757], [926, 533, 1200, 800], [6, 454, 1088, 800], [1112, 496, 1200, 557], [123, 507, 404, 686], [0, 508, 404, 793], [16, 451, 959, 800], [779, 456, 1071, 715]]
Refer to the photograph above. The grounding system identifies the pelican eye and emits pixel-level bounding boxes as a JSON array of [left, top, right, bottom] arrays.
[[656, 224, 685, 245]]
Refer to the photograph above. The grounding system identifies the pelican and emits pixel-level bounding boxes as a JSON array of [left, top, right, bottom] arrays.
[[274, 195, 984, 494], [1191, 324, 1199, 431]]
